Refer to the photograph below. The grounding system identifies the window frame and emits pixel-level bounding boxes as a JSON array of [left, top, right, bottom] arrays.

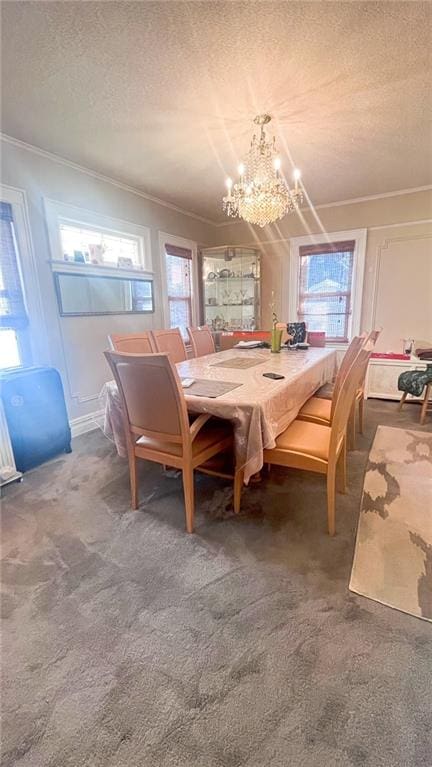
[[285, 229, 367, 347], [158, 231, 199, 332], [0, 185, 44, 368]]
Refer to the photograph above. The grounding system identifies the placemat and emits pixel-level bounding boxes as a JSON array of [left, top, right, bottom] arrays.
[[210, 356, 266, 370], [183, 379, 243, 398]]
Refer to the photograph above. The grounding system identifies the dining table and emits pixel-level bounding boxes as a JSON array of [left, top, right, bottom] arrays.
[[102, 346, 336, 484]]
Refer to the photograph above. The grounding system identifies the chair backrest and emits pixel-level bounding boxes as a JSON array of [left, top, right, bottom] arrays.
[[356, 328, 381, 391], [152, 328, 187, 364], [109, 332, 156, 354], [330, 334, 366, 419], [367, 328, 382, 344], [329, 346, 372, 458], [188, 325, 215, 358], [104, 351, 190, 447]]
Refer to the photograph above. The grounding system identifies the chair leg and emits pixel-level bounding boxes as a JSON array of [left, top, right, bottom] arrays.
[[398, 391, 408, 412], [348, 404, 356, 450], [233, 468, 244, 514], [182, 465, 195, 533], [420, 383, 431, 425], [336, 439, 347, 494], [326, 466, 336, 537], [358, 395, 364, 435], [130, 455, 139, 510]]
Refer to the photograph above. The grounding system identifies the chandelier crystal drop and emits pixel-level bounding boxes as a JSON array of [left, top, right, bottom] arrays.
[[222, 114, 303, 228]]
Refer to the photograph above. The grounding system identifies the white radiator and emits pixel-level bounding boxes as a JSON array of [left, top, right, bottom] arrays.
[[0, 399, 22, 487]]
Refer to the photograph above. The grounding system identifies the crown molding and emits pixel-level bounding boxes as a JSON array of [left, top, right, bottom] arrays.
[[2, 133, 431, 230], [0, 133, 216, 227], [213, 184, 432, 227], [216, 218, 432, 249]]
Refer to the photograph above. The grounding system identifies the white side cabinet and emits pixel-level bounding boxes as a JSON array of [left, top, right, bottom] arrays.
[[365, 357, 428, 401]]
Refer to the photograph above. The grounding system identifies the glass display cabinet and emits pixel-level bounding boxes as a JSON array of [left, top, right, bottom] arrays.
[[199, 247, 261, 331]]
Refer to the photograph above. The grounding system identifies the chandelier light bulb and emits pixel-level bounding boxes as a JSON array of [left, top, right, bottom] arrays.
[[273, 157, 281, 171], [238, 163, 245, 176], [226, 177, 233, 192]]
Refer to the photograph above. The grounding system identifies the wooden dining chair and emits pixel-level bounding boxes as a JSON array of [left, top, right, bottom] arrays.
[[151, 328, 188, 364], [354, 328, 382, 433], [297, 334, 366, 428], [104, 351, 244, 532], [187, 325, 215, 358], [109, 332, 156, 354], [264, 347, 371, 536], [303, 329, 380, 441]]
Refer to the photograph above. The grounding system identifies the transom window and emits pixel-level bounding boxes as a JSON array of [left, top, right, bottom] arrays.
[[298, 241, 355, 343], [59, 223, 140, 267]]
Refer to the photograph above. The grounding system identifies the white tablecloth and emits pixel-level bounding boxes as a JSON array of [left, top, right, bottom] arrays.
[[102, 347, 336, 483]]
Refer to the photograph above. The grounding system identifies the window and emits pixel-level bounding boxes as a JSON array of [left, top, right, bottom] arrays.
[[286, 229, 367, 345], [298, 241, 355, 343], [59, 223, 140, 267], [44, 199, 152, 273], [165, 244, 193, 339], [0, 329, 21, 369], [0, 202, 28, 369]]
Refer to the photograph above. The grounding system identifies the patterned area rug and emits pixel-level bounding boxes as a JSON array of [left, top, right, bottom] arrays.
[[350, 425, 432, 622]]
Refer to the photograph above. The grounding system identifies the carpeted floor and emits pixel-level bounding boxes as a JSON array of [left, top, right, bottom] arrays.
[[1, 400, 431, 767]]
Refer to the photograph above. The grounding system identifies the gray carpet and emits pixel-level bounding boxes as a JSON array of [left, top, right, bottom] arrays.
[[1, 400, 431, 767]]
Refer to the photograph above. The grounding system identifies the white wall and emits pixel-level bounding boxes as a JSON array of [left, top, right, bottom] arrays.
[[211, 189, 432, 349], [1, 139, 214, 424]]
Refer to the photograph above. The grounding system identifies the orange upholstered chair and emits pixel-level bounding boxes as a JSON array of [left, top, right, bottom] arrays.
[[297, 334, 366, 427], [104, 351, 243, 532], [151, 328, 188, 364], [264, 347, 371, 536], [354, 328, 382, 432], [188, 325, 215, 358], [109, 332, 156, 354]]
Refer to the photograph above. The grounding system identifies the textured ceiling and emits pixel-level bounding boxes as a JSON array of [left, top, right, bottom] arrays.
[[1, 1, 431, 223]]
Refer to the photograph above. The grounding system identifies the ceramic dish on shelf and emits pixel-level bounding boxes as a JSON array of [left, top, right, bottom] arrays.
[[218, 268, 233, 278]]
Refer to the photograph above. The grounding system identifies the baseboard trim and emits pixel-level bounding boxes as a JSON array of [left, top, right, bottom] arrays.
[[70, 410, 104, 438]]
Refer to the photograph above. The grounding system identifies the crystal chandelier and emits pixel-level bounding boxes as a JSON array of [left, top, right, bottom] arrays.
[[222, 114, 303, 228]]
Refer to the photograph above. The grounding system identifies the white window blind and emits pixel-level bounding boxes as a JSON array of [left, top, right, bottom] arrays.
[[165, 244, 193, 339], [298, 240, 355, 343]]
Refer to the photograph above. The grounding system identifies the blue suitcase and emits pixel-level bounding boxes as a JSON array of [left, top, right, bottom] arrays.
[[0, 366, 72, 472]]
